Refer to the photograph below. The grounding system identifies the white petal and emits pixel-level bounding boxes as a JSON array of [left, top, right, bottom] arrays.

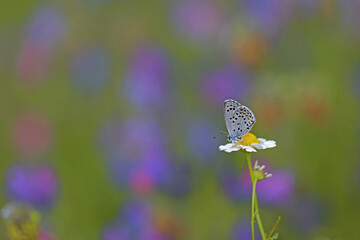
[[251, 143, 267, 149], [256, 138, 276, 149], [242, 145, 257, 152], [219, 143, 241, 153], [264, 140, 276, 148]]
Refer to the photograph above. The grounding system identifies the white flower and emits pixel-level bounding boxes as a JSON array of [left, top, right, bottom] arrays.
[[253, 160, 272, 181], [218, 133, 276, 153]]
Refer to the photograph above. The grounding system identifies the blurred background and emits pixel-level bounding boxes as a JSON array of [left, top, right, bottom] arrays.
[[0, 0, 359, 239]]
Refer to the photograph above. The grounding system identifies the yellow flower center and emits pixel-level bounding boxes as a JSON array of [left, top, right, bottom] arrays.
[[237, 133, 260, 146]]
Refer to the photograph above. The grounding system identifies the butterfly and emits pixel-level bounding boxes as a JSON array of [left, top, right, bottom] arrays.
[[223, 99, 256, 142]]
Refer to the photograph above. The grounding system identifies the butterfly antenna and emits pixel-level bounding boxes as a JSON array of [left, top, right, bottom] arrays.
[[213, 128, 228, 140], [217, 128, 228, 136]]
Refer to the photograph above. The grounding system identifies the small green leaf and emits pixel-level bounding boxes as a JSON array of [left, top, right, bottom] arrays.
[[268, 233, 279, 240]]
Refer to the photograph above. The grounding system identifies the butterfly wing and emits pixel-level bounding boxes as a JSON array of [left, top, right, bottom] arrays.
[[224, 99, 241, 138], [224, 99, 256, 141], [233, 105, 256, 137]]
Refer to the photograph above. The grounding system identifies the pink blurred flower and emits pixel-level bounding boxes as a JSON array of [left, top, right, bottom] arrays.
[[38, 230, 56, 240], [13, 113, 52, 156], [15, 42, 51, 83]]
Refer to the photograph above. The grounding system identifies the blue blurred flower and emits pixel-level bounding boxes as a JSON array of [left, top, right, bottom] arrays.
[[187, 119, 218, 162], [232, 218, 260, 240], [202, 65, 250, 104], [243, 0, 292, 35], [26, 4, 66, 51], [70, 47, 110, 94], [172, 0, 224, 42], [218, 162, 249, 202], [124, 44, 171, 109], [5, 164, 58, 208]]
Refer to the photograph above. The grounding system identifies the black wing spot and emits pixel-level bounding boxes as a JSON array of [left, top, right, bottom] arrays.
[[238, 128, 240, 130]]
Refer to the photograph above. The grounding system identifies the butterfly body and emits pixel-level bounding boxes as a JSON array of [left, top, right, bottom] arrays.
[[223, 99, 256, 143]]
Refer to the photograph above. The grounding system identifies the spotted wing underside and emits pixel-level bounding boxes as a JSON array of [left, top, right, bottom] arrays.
[[224, 99, 256, 141]]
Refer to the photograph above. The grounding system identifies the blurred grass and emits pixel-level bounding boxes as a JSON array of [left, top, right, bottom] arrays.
[[0, 1, 360, 239]]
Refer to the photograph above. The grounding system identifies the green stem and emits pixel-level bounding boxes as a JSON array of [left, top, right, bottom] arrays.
[[251, 179, 257, 240], [246, 153, 267, 240], [266, 216, 281, 240]]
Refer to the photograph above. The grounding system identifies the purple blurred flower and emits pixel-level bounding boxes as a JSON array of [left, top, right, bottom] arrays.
[[232, 218, 260, 240], [293, 0, 321, 16], [120, 201, 151, 228], [202, 65, 250, 104], [162, 162, 193, 197], [257, 170, 295, 205], [288, 195, 326, 235], [124, 45, 170, 108], [102, 222, 164, 240], [102, 201, 166, 240], [243, 0, 292, 35], [5, 164, 58, 208], [220, 160, 295, 205], [172, 0, 224, 41], [102, 117, 172, 193], [26, 4, 66, 51], [108, 150, 171, 193], [187, 119, 218, 162], [15, 4, 65, 83], [121, 118, 167, 155], [70, 47, 110, 94]]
